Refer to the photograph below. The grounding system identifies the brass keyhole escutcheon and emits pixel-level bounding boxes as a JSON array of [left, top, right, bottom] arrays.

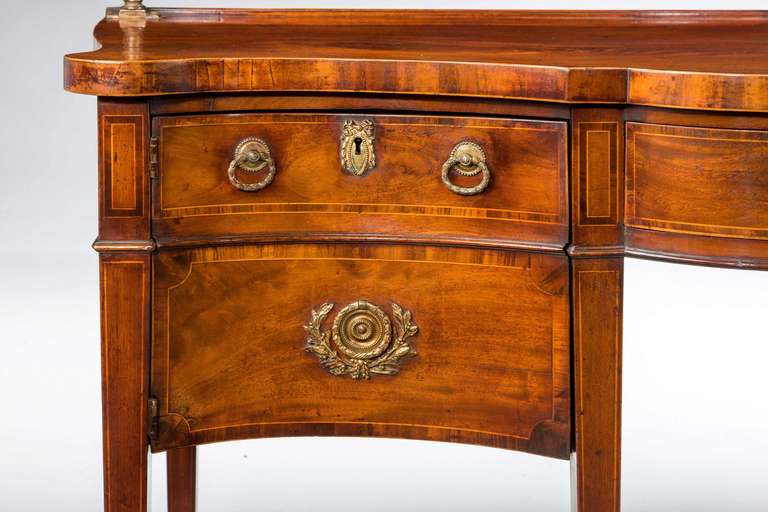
[[341, 119, 376, 176]]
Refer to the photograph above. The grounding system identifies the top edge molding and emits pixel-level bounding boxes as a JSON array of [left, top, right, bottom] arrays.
[[65, 9, 768, 111]]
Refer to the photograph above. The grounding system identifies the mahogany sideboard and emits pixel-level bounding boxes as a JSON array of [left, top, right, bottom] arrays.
[[64, 4, 768, 511]]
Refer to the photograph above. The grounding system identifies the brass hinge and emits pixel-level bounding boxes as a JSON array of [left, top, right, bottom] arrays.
[[148, 397, 159, 441], [149, 136, 160, 180]]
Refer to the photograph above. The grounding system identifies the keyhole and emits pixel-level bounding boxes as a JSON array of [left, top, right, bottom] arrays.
[[354, 137, 363, 155]]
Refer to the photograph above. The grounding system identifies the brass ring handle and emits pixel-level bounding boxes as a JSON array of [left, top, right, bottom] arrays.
[[441, 142, 491, 196], [227, 137, 276, 192]]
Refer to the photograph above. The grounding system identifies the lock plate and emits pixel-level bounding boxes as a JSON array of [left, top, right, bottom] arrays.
[[340, 119, 376, 176]]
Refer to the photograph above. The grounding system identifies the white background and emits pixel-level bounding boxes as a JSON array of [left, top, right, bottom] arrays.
[[1, 1, 767, 510]]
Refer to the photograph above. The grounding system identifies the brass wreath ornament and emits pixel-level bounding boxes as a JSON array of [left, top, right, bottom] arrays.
[[304, 300, 418, 380]]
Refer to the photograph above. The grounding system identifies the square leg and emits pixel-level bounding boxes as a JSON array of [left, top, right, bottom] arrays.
[[571, 257, 623, 512], [168, 446, 197, 512], [100, 254, 151, 512]]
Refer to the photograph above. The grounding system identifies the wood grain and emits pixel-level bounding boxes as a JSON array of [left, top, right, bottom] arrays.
[[149, 93, 572, 119], [628, 69, 768, 112], [107, 122, 139, 211], [626, 228, 768, 270], [98, 99, 150, 243], [167, 446, 197, 512], [625, 106, 768, 130], [152, 113, 568, 247], [64, 10, 768, 111], [626, 122, 768, 240], [570, 107, 624, 509], [97, 98, 154, 512], [151, 243, 571, 459], [571, 257, 623, 512], [100, 254, 151, 512], [571, 108, 624, 250]]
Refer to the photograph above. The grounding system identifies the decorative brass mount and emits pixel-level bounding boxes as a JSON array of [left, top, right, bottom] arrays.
[[441, 141, 492, 195], [227, 137, 277, 192], [121, 0, 145, 10], [340, 120, 376, 176], [304, 300, 418, 380], [111, 1, 159, 25]]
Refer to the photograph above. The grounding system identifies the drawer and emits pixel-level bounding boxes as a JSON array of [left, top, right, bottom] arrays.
[[152, 114, 568, 247], [150, 244, 571, 459], [626, 122, 768, 240]]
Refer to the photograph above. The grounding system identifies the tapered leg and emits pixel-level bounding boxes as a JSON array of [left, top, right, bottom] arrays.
[[168, 446, 198, 512], [97, 98, 153, 512], [100, 254, 151, 512], [571, 257, 624, 512]]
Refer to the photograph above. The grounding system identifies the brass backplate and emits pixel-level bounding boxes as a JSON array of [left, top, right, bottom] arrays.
[[449, 141, 487, 176], [340, 119, 376, 176]]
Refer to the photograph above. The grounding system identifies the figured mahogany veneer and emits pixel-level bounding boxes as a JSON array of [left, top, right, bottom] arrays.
[[64, 9, 768, 112], [151, 244, 570, 459], [627, 122, 768, 240], [625, 121, 768, 269], [67, 7, 768, 512], [153, 113, 567, 248]]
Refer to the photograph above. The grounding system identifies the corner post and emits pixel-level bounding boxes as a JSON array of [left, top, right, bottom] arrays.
[[97, 98, 153, 512], [569, 108, 625, 512]]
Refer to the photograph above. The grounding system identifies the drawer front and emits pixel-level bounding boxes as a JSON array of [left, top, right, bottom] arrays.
[[153, 114, 568, 246], [626, 122, 768, 240], [151, 244, 570, 459]]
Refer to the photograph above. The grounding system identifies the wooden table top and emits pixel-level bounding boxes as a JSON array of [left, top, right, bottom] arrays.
[[64, 9, 768, 111]]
